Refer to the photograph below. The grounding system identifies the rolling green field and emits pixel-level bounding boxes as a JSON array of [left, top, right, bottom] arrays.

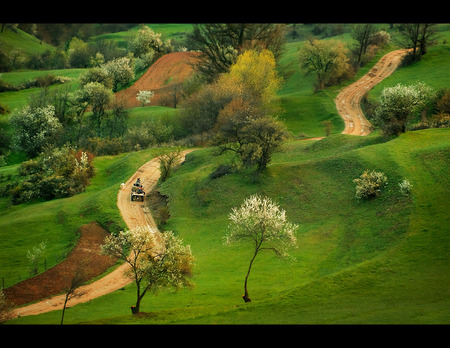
[[2, 24, 450, 324]]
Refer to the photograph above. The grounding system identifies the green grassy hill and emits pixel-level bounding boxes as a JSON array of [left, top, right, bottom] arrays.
[[9, 128, 449, 324], [3, 24, 450, 324]]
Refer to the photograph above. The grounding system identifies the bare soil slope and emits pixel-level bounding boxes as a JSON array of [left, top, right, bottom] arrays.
[[335, 49, 410, 136], [116, 51, 199, 108]]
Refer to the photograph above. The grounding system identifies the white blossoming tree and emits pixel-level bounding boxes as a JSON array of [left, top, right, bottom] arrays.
[[224, 194, 298, 302], [103, 57, 134, 92], [101, 225, 194, 314], [136, 90, 154, 107]]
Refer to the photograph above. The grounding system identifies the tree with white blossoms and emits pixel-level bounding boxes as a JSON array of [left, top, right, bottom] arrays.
[[101, 225, 194, 314], [103, 57, 134, 92], [136, 90, 154, 107], [224, 194, 298, 302]]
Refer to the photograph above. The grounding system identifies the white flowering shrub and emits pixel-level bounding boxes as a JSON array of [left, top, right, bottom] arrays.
[[26, 241, 47, 277], [353, 170, 388, 199], [136, 90, 154, 107], [10, 105, 62, 156], [11, 146, 94, 204], [376, 82, 435, 135], [398, 179, 412, 196]]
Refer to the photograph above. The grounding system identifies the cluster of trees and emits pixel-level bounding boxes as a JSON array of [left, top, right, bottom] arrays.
[[180, 48, 287, 173], [0, 24, 174, 73], [299, 25, 392, 92], [298, 23, 440, 92]]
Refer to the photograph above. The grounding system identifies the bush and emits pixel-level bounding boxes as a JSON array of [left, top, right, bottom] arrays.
[[209, 164, 235, 179], [83, 136, 126, 156], [353, 170, 388, 199], [10, 105, 62, 157], [398, 179, 412, 196], [10, 146, 94, 204]]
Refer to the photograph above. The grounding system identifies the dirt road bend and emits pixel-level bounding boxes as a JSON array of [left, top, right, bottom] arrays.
[[10, 150, 195, 319], [335, 49, 410, 136]]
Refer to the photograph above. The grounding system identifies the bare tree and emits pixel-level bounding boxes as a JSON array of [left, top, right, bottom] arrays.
[[396, 24, 439, 61], [157, 148, 183, 183], [351, 24, 377, 66], [61, 269, 86, 325]]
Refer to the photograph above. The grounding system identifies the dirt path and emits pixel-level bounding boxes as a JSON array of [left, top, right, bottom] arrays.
[[335, 49, 411, 136], [10, 150, 194, 319]]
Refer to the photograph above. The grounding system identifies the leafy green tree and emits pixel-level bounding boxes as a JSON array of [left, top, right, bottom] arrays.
[[215, 100, 288, 173], [68, 37, 90, 68], [299, 39, 350, 91], [101, 226, 194, 313], [79, 82, 114, 129]]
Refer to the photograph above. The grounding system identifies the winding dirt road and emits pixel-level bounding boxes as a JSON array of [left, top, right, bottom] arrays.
[[335, 49, 410, 136], [10, 150, 194, 319]]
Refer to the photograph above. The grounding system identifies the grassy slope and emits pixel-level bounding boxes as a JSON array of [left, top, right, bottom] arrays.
[[0, 148, 162, 289], [10, 129, 449, 324], [5, 27, 450, 324]]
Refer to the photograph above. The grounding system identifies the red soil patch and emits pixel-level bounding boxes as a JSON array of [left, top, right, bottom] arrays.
[[4, 222, 117, 307], [116, 51, 200, 108]]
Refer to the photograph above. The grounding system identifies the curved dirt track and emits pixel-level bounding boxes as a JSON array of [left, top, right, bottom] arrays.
[[10, 150, 194, 319], [335, 49, 411, 136]]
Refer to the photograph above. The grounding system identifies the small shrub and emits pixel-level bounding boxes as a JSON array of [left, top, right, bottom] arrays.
[[353, 170, 388, 199], [156, 206, 170, 226], [209, 164, 235, 179], [398, 179, 412, 196]]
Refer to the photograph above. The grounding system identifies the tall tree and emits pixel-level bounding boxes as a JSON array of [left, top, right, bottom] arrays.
[[299, 39, 350, 91], [351, 24, 377, 65], [101, 225, 194, 313], [224, 195, 298, 302], [396, 23, 439, 61], [186, 23, 286, 82]]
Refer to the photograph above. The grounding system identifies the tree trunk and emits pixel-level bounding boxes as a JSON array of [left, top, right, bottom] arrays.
[[243, 252, 258, 302], [60, 294, 69, 324]]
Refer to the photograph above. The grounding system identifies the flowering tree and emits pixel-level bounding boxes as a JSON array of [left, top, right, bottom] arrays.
[[103, 57, 134, 92], [136, 90, 154, 107], [224, 194, 298, 302], [101, 225, 194, 313]]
